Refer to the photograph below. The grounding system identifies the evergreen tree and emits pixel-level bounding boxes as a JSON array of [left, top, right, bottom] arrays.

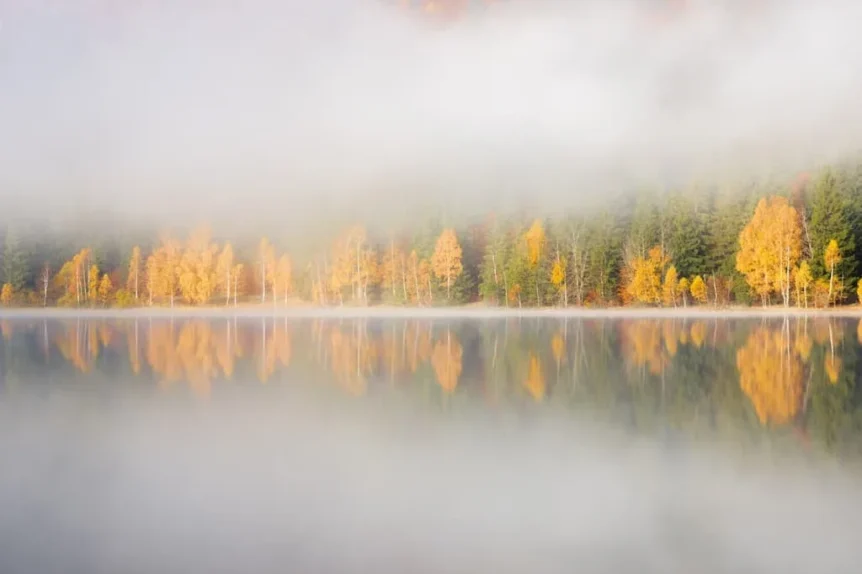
[[665, 194, 708, 278], [809, 169, 857, 285], [1, 227, 29, 292]]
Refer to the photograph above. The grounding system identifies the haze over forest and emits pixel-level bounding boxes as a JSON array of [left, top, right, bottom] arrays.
[[2, 1, 862, 308]]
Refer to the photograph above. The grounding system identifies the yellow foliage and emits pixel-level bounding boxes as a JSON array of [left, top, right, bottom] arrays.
[[824, 238, 842, 271], [98, 274, 113, 306], [662, 266, 679, 307], [626, 246, 667, 305], [0, 283, 13, 306], [550, 257, 566, 289], [87, 264, 100, 304], [677, 277, 690, 306], [736, 196, 802, 305], [431, 228, 464, 301], [524, 220, 546, 267], [690, 275, 707, 304], [127, 246, 142, 301], [793, 261, 812, 307]]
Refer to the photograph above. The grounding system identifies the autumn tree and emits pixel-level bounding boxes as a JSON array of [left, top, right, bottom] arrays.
[[179, 226, 218, 305], [662, 265, 679, 307], [550, 254, 567, 306], [523, 220, 547, 305], [147, 235, 181, 306], [0, 283, 13, 306], [216, 243, 234, 306], [258, 237, 275, 303], [690, 275, 707, 304], [127, 246, 142, 302], [88, 264, 100, 305], [274, 254, 293, 305], [626, 246, 667, 305], [678, 277, 690, 307], [736, 196, 802, 306], [98, 274, 113, 306], [793, 261, 812, 308], [232, 263, 245, 306], [431, 228, 463, 302], [824, 239, 842, 306]]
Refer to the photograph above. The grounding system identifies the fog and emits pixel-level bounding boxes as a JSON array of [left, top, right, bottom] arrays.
[[1, 381, 860, 574], [3, 0, 862, 233]]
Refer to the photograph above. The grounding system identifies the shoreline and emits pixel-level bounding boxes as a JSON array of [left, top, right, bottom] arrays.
[[1, 305, 862, 319]]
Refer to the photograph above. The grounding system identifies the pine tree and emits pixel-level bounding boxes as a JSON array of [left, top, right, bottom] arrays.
[[2, 227, 29, 292], [809, 169, 857, 284]]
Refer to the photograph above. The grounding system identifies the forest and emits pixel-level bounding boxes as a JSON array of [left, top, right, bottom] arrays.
[[1, 165, 862, 310]]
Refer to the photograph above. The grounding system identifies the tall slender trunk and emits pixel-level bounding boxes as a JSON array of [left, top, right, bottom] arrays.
[[260, 261, 266, 303], [829, 262, 835, 307], [390, 240, 396, 298], [225, 268, 231, 306]]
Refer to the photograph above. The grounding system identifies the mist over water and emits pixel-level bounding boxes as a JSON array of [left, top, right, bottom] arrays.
[[1, 316, 862, 572], [3, 1, 862, 230]]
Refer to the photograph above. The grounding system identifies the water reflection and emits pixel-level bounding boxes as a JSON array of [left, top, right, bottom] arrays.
[[2, 316, 862, 454]]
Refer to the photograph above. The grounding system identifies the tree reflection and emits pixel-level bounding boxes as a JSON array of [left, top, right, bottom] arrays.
[[737, 323, 803, 426]]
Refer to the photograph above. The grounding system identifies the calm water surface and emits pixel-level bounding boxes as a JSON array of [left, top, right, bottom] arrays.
[[1, 315, 862, 573]]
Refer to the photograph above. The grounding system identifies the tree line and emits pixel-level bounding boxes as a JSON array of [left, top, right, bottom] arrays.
[[1, 166, 862, 309]]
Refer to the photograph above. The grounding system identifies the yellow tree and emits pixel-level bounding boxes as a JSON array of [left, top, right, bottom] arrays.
[[258, 237, 276, 303], [98, 274, 113, 307], [127, 246, 142, 302], [736, 196, 802, 307], [662, 265, 679, 307], [824, 239, 842, 306], [794, 261, 812, 308], [178, 226, 218, 305], [0, 283, 13, 306], [626, 246, 666, 305], [215, 243, 234, 306], [232, 263, 245, 306], [88, 264, 100, 305], [523, 219, 546, 305], [274, 254, 293, 305], [690, 275, 707, 304], [550, 255, 567, 306], [431, 228, 463, 301], [381, 238, 406, 302], [678, 277, 690, 307]]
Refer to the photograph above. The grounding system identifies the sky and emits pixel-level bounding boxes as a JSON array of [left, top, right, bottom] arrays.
[[2, 0, 862, 235]]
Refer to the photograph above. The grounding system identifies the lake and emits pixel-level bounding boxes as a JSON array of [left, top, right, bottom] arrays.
[[1, 315, 862, 573]]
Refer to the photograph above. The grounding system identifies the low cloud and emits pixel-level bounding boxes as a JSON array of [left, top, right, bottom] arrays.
[[2, 0, 862, 232]]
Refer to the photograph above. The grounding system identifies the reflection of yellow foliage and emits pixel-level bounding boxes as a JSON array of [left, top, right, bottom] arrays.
[[54, 321, 100, 373], [794, 333, 812, 363], [825, 355, 842, 384], [622, 321, 666, 375], [857, 319, 862, 344], [737, 327, 803, 426], [524, 354, 545, 402], [662, 320, 678, 357], [0, 320, 12, 341], [551, 333, 566, 365], [431, 331, 462, 393], [689, 321, 706, 348]]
